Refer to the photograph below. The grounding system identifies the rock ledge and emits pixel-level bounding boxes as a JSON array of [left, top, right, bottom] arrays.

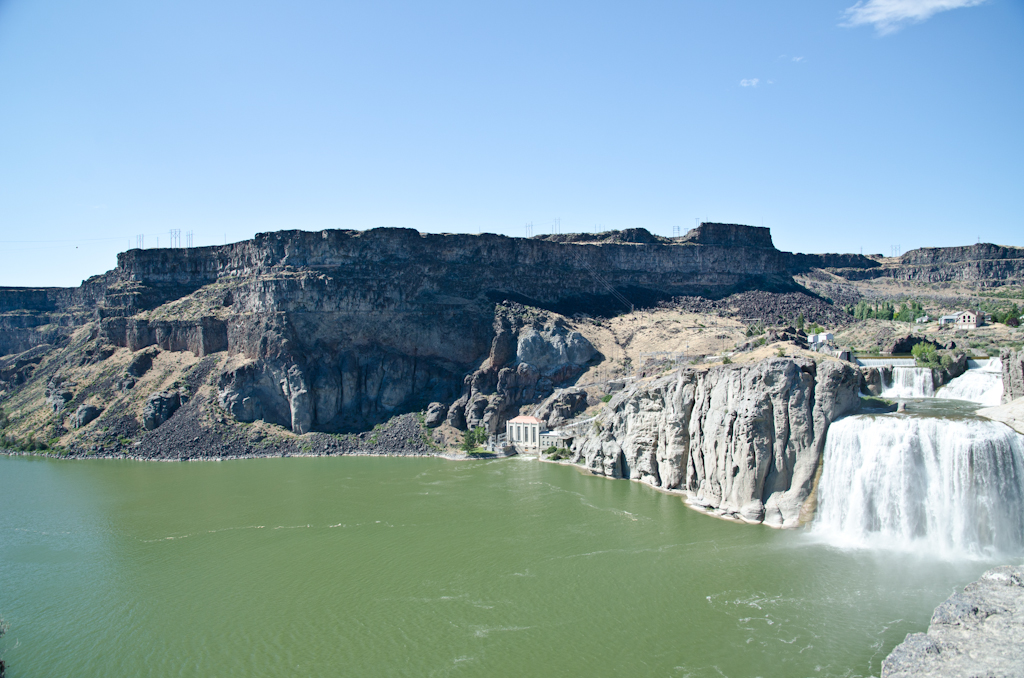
[[882, 565, 1024, 678]]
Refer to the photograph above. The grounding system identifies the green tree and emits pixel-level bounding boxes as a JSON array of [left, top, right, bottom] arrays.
[[795, 314, 805, 330], [911, 343, 939, 367], [461, 426, 488, 452]]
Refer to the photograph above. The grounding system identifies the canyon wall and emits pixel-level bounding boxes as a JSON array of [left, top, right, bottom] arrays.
[[838, 242, 1024, 285], [1, 224, 1019, 436], [566, 357, 862, 527], [0, 224, 822, 433]]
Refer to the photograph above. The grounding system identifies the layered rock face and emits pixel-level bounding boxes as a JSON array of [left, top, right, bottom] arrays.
[[1003, 348, 1024, 403], [882, 565, 1024, 678], [836, 243, 1024, 285], [568, 358, 861, 527], [4, 224, 821, 434], [442, 308, 597, 434], [1, 224, 1014, 437]]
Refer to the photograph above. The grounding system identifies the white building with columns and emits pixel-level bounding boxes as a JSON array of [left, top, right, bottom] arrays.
[[506, 415, 542, 450]]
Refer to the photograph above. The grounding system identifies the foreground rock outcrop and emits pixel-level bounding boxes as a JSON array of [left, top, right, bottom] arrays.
[[882, 565, 1024, 678], [1003, 348, 1024, 403], [567, 357, 861, 527], [977, 397, 1024, 436]]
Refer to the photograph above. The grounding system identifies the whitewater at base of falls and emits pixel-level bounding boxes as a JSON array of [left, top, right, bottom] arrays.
[[881, 367, 935, 399], [813, 415, 1024, 558]]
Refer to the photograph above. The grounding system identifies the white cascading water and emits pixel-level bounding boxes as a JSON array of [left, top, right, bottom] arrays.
[[814, 415, 1024, 557], [880, 367, 935, 399], [937, 358, 1004, 406]]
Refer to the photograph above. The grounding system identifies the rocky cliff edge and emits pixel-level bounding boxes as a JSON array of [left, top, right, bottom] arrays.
[[882, 565, 1024, 678], [564, 357, 862, 527]]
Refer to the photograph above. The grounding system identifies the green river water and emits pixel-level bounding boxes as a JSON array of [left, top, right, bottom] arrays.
[[0, 454, 996, 678]]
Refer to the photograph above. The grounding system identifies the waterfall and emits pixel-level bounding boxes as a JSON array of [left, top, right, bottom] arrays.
[[938, 367, 1004, 406], [814, 415, 1024, 557], [881, 367, 935, 399]]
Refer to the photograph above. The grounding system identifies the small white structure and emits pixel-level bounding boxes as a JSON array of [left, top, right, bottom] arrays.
[[938, 314, 959, 325], [539, 431, 572, 450], [808, 332, 834, 345], [506, 415, 542, 450], [915, 315, 930, 324], [955, 310, 983, 330]]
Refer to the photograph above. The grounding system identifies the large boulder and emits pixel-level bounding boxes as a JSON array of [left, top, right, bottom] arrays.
[[532, 388, 589, 429], [881, 334, 940, 355], [445, 394, 468, 430], [859, 367, 883, 395], [73, 404, 102, 428], [46, 390, 73, 413], [126, 348, 157, 378], [516, 326, 595, 373], [881, 565, 1024, 678], [424, 402, 448, 427], [143, 391, 182, 430]]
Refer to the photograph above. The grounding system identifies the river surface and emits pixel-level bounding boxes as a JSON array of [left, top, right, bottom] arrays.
[[0, 454, 1000, 678]]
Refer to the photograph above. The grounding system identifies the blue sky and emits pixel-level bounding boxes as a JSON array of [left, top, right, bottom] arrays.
[[0, 0, 1021, 287]]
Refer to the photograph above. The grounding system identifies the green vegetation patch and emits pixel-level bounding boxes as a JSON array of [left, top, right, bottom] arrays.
[[544, 445, 570, 461], [845, 300, 925, 322], [859, 396, 897, 412], [461, 426, 488, 453], [911, 343, 956, 369]]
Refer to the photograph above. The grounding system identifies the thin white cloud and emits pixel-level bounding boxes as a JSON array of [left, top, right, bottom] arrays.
[[843, 0, 987, 35], [792, 56, 804, 62], [740, 78, 759, 87]]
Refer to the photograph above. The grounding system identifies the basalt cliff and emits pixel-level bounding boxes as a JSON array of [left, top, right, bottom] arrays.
[[1, 222, 861, 436], [566, 357, 862, 527], [0, 223, 1020, 461]]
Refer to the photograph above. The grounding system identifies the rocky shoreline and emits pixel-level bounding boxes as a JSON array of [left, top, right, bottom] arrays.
[[0, 410, 477, 462], [882, 565, 1024, 678]]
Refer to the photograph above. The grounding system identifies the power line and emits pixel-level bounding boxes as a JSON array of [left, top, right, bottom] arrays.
[[569, 247, 633, 314], [0, 236, 137, 244]]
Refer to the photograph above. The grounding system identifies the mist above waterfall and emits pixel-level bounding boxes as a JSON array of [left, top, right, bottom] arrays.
[[814, 415, 1024, 558]]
